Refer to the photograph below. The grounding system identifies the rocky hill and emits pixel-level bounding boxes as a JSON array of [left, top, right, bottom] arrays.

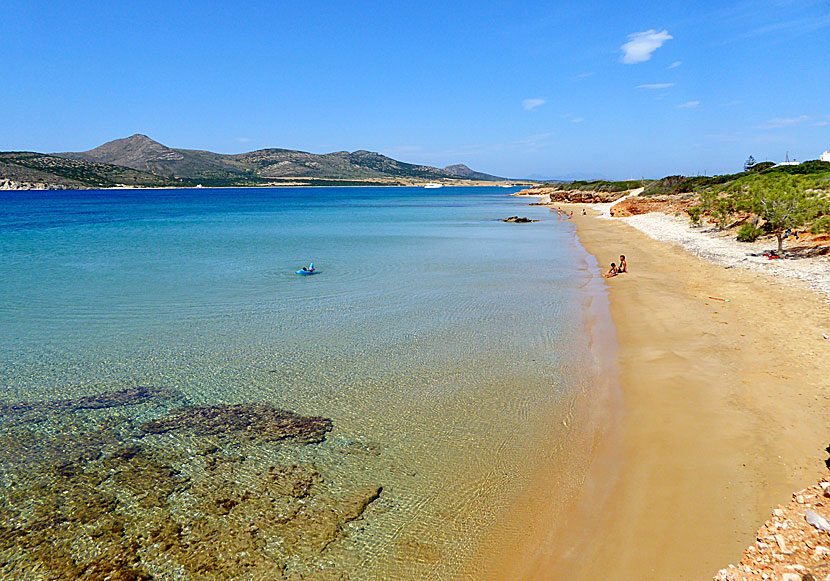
[[0, 152, 181, 190], [52, 134, 505, 187], [442, 163, 502, 181]]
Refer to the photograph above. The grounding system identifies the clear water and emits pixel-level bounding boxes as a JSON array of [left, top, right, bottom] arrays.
[[0, 186, 604, 578]]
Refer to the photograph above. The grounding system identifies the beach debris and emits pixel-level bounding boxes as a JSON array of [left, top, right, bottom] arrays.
[[822, 333, 829, 340], [805, 509, 830, 532], [708, 296, 731, 302]]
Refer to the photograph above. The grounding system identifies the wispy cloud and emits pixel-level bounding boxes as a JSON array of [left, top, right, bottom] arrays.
[[743, 14, 830, 38], [620, 29, 673, 64], [576, 72, 595, 79], [667, 61, 682, 69], [756, 115, 810, 129], [636, 83, 675, 89], [677, 100, 700, 108], [522, 98, 547, 111], [236, 137, 251, 143], [571, 117, 585, 123]]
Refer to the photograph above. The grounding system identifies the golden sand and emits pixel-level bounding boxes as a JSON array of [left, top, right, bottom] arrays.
[[474, 204, 830, 579]]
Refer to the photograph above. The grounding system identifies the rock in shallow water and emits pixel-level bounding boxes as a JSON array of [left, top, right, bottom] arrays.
[[0, 399, 379, 580], [142, 403, 333, 443]]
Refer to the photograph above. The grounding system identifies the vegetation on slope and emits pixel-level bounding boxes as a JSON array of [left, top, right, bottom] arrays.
[[0, 152, 182, 188]]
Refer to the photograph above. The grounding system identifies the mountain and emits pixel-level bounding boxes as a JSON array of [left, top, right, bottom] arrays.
[[54, 134, 506, 186]]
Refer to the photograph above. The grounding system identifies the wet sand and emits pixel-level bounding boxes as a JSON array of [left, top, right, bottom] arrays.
[[476, 205, 830, 579]]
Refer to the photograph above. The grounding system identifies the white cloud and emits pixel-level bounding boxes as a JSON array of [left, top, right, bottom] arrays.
[[236, 137, 251, 142], [756, 115, 810, 129], [522, 98, 547, 111], [576, 72, 595, 78], [676, 100, 700, 108], [668, 61, 682, 69], [620, 29, 673, 64], [571, 117, 585, 123], [636, 83, 675, 89]]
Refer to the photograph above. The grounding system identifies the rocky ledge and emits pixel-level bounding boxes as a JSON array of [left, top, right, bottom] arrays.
[[609, 193, 698, 217], [714, 470, 830, 581], [512, 186, 629, 204]]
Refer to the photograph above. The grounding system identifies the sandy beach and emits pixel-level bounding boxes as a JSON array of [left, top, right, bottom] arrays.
[[477, 203, 830, 579]]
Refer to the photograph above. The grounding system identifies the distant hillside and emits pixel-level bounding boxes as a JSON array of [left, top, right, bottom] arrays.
[[0, 151, 181, 189], [442, 164, 502, 181], [53, 134, 505, 187]]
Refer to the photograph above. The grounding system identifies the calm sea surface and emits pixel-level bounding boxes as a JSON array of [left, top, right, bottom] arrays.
[[0, 187, 607, 578]]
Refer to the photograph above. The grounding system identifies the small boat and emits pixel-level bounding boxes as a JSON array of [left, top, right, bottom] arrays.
[[424, 183, 443, 189], [296, 263, 316, 275]]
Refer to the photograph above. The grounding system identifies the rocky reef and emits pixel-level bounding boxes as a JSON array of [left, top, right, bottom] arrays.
[[0, 388, 381, 580], [500, 216, 538, 223]]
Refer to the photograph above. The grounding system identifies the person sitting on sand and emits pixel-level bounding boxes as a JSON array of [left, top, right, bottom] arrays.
[[603, 262, 618, 278], [582, 208, 587, 215], [618, 255, 627, 273]]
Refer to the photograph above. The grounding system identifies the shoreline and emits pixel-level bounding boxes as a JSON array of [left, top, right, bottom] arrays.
[[478, 202, 830, 579]]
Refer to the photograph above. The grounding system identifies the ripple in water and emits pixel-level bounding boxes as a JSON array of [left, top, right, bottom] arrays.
[[0, 187, 605, 579]]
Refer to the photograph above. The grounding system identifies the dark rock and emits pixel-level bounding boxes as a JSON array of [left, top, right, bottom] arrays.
[[142, 403, 333, 444], [501, 216, 538, 223], [0, 401, 382, 580]]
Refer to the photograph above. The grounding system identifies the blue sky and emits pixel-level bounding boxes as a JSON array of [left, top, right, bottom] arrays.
[[1, 0, 828, 178]]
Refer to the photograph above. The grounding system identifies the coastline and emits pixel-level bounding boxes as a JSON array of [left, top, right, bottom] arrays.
[[478, 202, 830, 579]]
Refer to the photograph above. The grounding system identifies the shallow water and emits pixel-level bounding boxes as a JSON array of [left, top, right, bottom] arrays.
[[0, 187, 604, 579]]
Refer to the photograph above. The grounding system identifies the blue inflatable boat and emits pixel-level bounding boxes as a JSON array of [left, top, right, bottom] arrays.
[[296, 263, 316, 275]]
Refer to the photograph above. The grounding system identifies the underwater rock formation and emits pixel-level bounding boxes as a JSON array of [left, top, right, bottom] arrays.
[[0, 386, 179, 415], [142, 403, 333, 443], [0, 392, 379, 580]]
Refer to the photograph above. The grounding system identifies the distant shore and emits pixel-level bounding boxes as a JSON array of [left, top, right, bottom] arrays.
[[476, 198, 830, 579], [0, 179, 534, 191]]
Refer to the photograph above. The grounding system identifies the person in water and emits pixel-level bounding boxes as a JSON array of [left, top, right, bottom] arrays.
[[618, 255, 627, 273], [603, 262, 618, 278]]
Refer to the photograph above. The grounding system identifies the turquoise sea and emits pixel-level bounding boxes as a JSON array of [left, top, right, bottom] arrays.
[[0, 186, 612, 579]]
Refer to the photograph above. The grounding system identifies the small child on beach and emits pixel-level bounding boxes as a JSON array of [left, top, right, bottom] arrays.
[[603, 262, 618, 278], [618, 255, 627, 273]]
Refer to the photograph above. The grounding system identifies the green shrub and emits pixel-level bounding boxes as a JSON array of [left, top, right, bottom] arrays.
[[687, 205, 703, 226], [737, 223, 763, 242]]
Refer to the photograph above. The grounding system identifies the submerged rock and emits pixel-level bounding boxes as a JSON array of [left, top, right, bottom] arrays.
[[142, 403, 333, 443], [501, 216, 538, 223], [0, 386, 179, 416], [0, 400, 379, 580]]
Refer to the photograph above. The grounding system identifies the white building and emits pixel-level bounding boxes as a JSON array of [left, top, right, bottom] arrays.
[[821, 151, 830, 162]]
